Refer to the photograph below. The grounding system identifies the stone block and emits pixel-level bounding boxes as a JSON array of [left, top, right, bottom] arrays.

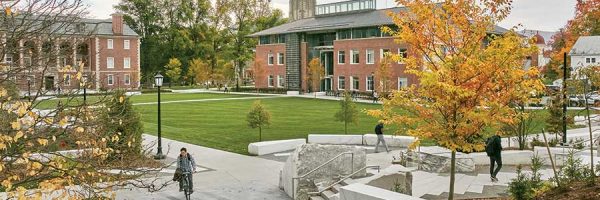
[[308, 134, 364, 145], [281, 144, 367, 199], [287, 91, 300, 95], [248, 139, 306, 156], [363, 134, 416, 147], [417, 151, 475, 173], [339, 183, 424, 200]]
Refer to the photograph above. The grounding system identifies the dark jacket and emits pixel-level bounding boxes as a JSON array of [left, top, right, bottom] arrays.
[[375, 124, 384, 135], [487, 135, 502, 157]]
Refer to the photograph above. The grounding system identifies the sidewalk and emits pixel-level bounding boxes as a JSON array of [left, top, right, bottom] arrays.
[[114, 134, 289, 200]]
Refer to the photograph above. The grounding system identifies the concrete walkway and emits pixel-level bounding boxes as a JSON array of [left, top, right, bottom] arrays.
[[114, 134, 290, 200]]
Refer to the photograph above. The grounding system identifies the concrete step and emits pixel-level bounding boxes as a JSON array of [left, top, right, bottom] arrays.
[[321, 190, 338, 200], [454, 175, 476, 194], [331, 184, 343, 193], [310, 196, 326, 200], [341, 178, 355, 186]]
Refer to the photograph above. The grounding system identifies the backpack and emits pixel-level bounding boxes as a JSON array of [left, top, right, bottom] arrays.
[[485, 137, 496, 157]]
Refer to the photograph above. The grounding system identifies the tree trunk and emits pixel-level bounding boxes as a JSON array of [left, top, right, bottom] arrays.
[[448, 151, 456, 200], [345, 121, 347, 135], [259, 126, 262, 142]]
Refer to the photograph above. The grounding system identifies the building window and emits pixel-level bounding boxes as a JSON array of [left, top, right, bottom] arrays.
[[351, 50, 360, 64], [107, 57, 114, 68], [107, 39, 113, 49], [398, 48, 408, 63], [366, 49, 375, 64], [381, 49, 391, 58], [277, 75, 285, 88], [124, 74, 131, 85], [268, 75, 274, 87], [587, 57, 597, 63], [64, 74, 71, 86], [352, 76, 359, 90], [367, 76, 374, 91], [107, 74, 114, 85], [4, 54, 13, 64], [124, 57, 131, 69], [268, 53, 274, 65], [338, 76, 346, 90], [338, 51, 346, 64], [338, 29, 352, 40], [277, 53, 284, 65], [124, 40, 130, 50], [398, 77, 408, 89]]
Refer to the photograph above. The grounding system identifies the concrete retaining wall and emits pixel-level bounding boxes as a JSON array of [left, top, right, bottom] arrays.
[[363, 134, 416, 148], [248, 139, 306, 156], [339, 183, 424, 200], [308, 134, 364, 145]]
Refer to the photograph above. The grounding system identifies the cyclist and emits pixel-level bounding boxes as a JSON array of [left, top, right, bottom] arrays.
[[177, 148, 197, 193]]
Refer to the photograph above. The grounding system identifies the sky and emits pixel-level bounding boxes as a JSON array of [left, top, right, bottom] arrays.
[[86, 0, 576, 32]]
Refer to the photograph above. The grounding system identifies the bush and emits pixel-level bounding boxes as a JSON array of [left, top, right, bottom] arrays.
[[508, 155, 545, 200], [99, 90, 144, 159], [235, 87, 287, 94], [556, 149, 595, 187]]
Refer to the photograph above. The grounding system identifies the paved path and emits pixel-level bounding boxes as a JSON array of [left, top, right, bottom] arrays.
[[114, 134, 290, 200], [132, 95, 286, 106]]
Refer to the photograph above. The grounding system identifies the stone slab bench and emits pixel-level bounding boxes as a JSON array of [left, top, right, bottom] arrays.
[[340, 183, 424, 200], [308, 134, 364, 145], [248, 139, 306, 156], [470, 151, 533, 166], [363, 134, 416, 148]]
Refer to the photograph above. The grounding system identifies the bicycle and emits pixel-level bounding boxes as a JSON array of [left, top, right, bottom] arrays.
[[181, 171, 193, 200]]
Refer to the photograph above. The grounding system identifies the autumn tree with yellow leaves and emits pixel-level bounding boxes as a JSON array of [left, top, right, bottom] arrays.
[[0, 1, 167, 199], [369, 1, 543, 199]]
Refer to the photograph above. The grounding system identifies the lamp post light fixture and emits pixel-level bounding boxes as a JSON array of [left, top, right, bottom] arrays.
[[153, 73, 166, 160]]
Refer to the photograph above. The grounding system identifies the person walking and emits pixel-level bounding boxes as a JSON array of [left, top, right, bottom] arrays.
[[486, 133, 502, 182], [177, 148, 197, 193], [374, 122, 389, 153]]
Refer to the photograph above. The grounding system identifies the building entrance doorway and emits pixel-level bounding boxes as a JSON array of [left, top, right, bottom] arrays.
[[320, 51, 334, 91], [44, 76, 55, 91]]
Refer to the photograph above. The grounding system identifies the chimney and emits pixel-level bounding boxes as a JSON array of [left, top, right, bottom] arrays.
[[111, 13, 123, 35]]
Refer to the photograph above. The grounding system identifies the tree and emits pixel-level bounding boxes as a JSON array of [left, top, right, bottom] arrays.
[[335, 91, 359, 134], [165, 58, 183, 87], [369, 1, 543, 199], [98, 90, 144, 159], [1, 1, 168, 198], [503, 105, 540, 150], [375, 54, 395, 97], [306, 58, 325, 98], [246, 100, 271, 142], [188, 58, 211, 88]]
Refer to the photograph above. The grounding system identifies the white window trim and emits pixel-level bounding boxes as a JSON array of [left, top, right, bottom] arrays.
[[107, 57, 115, 69], [107, 39, 114, 50], [277, 53, 284, 65], [366, 76, 374, 91], [268, 75, 274, 87], [351, 76, 359, 90], [64, 74, 71, 86], [351, 50, 359, 65], [366, 49, 375, 65], [124, 74, 131, 85], [107, 74, 114, 85], [338, 76, 345, 90], [124, 40, 130, 50], [398, 77, 408, 90], [268, 54, 274, 66], [124, 57, 131, 69], [338, 51, 345, 65]]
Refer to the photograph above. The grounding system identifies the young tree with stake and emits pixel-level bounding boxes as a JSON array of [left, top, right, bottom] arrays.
[[247, 100, 271, 142], [335, 91, 359, 134]]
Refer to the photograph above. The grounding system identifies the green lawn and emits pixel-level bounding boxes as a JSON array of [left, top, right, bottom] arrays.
[[34, 92, 254, 109]]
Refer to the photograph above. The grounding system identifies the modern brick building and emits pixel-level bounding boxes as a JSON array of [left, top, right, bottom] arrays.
[[2, 13, 140, 93], [250, 0, 509, 93]]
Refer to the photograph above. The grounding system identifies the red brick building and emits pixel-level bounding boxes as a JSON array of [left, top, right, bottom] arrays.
[[250, 0, 509, 93], [3, 13, 140, 93]]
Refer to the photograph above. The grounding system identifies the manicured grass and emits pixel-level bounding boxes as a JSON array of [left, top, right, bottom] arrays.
[[136, 96, 386, 154], [33, 92, 254, 109]]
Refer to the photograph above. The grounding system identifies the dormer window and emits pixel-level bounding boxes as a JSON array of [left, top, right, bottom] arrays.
[[76, 23, 86, 32]]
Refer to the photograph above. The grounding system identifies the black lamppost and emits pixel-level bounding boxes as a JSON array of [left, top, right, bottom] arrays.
[[154, 73, 166, 160], [27, 76, 32, 100], [82, 75, 88, 103]]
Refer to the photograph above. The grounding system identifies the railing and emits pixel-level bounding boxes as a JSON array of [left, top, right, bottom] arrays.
[[291, 152, 354, 200], [307, 165, 381, 197]]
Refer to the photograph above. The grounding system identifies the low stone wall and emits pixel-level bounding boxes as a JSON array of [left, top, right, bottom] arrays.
[[308, 134, 364, 145], [363, 134, 416, 148], [248, 139, 306, 156], [411, 147, 475, 173], [470, 151, 534, 166], [339, 183, 425, 200], [280, 144, 367, 199]]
